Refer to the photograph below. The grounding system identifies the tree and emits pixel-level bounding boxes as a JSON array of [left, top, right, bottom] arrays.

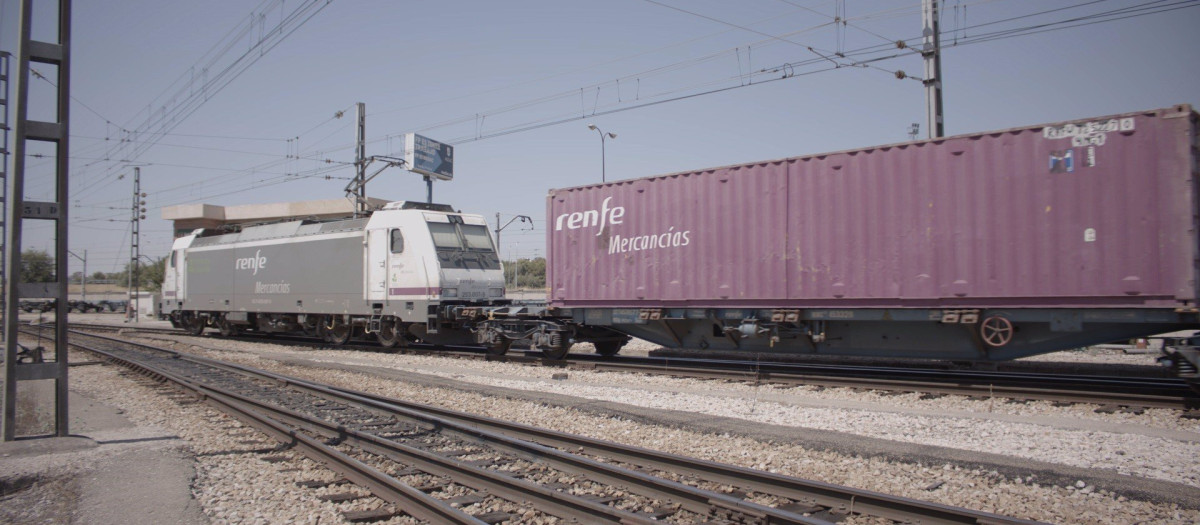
[[138, 256, 167, 292], [504, 257, 546, 289], [119, 257, 167, 292], [20, 249, 55, 283]]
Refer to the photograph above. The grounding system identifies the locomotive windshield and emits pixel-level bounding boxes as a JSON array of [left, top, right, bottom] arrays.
[[429, 222, 462, 249], [428, 219, 500, 269], [460, 224, 495, 251]]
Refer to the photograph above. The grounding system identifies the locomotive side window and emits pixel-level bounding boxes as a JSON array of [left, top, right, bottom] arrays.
[[170, 250, 177, 268], [460, 224, 495, 251], [390, 229, 405, 253]]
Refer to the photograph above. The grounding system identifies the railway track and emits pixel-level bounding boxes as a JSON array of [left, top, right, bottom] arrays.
[[63, 322, 1198, 410], [569, 355, 1199, 411], [53, 327, 1039, 525]]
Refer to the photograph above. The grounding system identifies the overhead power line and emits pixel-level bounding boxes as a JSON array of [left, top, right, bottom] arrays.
[[423, 0, 1196, 146], [61, 0, 1198, 244], [73, 0, 335, 195]]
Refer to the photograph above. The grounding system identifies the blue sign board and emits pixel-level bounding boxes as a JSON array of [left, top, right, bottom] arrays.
[[404, 133, 454, 180]]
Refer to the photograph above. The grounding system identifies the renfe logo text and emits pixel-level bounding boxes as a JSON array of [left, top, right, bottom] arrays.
[[235, 249, 267, 275], [554, 197, 624, 236]]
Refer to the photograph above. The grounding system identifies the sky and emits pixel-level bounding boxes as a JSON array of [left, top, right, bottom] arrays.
[[1, 0, 1198, 277]]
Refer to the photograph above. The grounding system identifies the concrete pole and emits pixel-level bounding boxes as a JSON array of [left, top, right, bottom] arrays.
[[922, 0, 944, 138], [355, 102, 366, 216]]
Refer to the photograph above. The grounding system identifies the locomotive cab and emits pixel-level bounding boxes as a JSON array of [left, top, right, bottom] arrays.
[[366, 203, 506, 346], [365, 201, 505, 309], [161, 231, 198, 328]]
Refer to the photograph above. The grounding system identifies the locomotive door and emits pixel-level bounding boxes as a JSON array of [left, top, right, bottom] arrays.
[[164, 248, 184, 307], [366, 229, 388, 301], [174, 249, 185, 301]]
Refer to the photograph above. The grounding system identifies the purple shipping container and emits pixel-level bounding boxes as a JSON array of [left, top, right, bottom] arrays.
[[548, 105, 1199, 310]]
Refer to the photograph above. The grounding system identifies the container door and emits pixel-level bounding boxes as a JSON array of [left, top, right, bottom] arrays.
[[366, 229, 388, 300]]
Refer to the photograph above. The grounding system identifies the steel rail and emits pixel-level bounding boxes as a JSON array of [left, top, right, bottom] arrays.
[[568, 359, 1194, 409], [65, 329, 1042, 525], [60, 334, 485, 525], [204, 328, 1200, 408], [65, 329, 834, 524], [62, 322, 1195, 408], [60, 331, 677, 524], [320, 381, 1044, 525], [61, 331, 669, 524], [175, 370, 669, 525]]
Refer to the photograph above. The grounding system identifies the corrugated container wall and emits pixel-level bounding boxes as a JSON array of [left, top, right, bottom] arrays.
[[548, 105, 1199, 309]]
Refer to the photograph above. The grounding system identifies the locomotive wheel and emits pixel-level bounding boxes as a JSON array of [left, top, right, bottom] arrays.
[[185, 314, 205, 336], [542, 341, 573, 360], [376, 321, 402, 349], [593, 341, 624, 357], [325, 318, 352, 345], [300, 319, 319, 337], [217, 317, 239, 337], [980, 316, 1015, 348]]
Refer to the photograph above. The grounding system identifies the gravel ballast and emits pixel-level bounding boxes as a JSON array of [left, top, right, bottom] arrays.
[[73, 333, 1194, 524]]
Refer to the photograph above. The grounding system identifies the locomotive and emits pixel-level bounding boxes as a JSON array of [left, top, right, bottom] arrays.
[[161, 201, 625, 358]]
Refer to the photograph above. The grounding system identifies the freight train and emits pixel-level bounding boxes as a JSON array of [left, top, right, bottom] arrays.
[[163, 105, 1200, 379]]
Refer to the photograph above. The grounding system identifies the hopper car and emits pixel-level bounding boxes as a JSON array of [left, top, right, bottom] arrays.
[[163, 105, 1200, 381]]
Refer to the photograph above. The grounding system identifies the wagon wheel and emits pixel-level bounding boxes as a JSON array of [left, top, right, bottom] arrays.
[[475, 325, 510, 356], [542, 332, 573, 360], [593, 340, 624, 357], [979, 316, 1014, 348], [485, 338, 512, 356], [376, 320, 403, 349]]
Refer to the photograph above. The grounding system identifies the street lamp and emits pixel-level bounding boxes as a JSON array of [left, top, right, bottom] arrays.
[[587, 124, 617, 182]]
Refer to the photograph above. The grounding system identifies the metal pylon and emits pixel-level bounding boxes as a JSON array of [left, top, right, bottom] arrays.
[[1, 51, 11, 335], [2, 0, 72, 442]]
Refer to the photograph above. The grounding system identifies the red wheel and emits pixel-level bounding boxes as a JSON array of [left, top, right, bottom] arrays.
[[980, 316, 1014, 348]]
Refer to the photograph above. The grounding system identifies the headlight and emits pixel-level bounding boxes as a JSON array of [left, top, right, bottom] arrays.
[[442, 288, 458, 298], [488, 288, 505, 298]]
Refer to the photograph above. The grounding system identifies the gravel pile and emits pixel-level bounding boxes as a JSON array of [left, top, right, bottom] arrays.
[[98, 334, 1199, 524]]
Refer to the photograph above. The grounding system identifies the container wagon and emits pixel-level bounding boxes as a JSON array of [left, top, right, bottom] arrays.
[[544, 104, 1200, 370]]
